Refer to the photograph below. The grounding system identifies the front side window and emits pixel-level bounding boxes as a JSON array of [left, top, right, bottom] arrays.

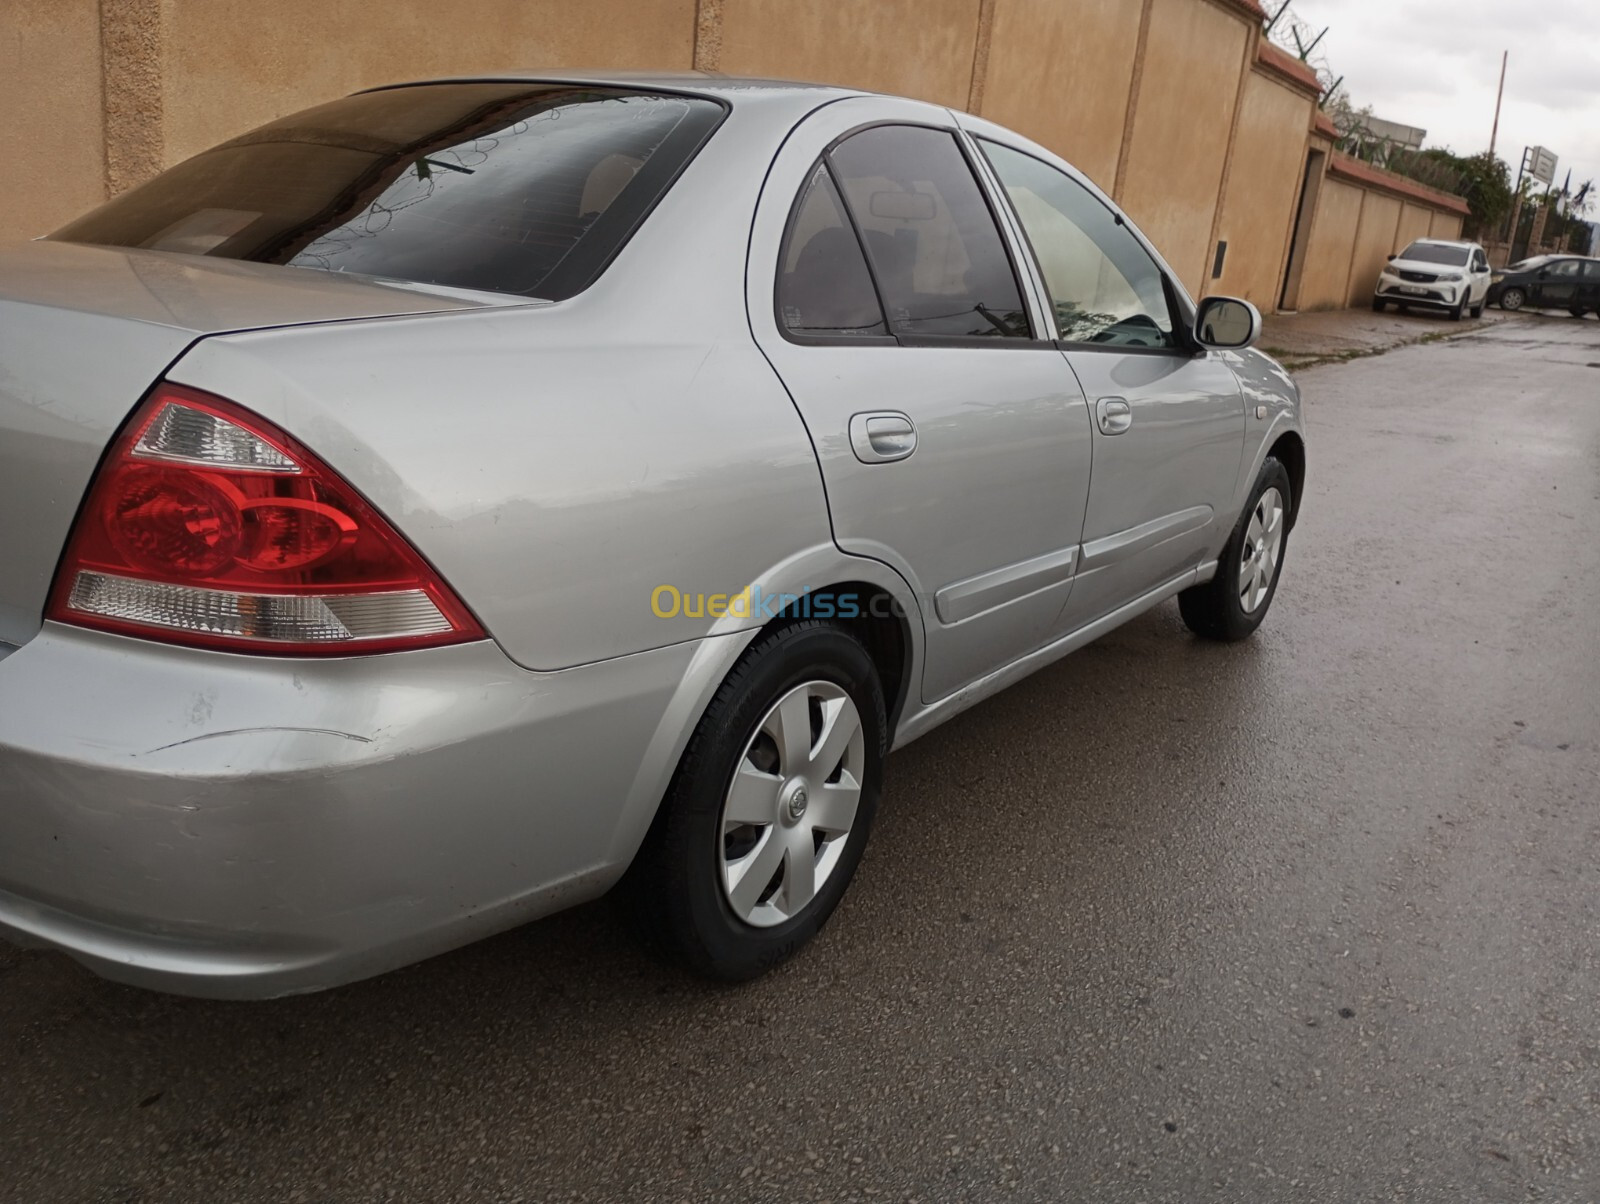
[[1549, 259, 1581, 278], [979, 140, 1175, 349], [777, 163, 889, 338], [51, 84, 725, 301], [827, 126, 1030, 340]]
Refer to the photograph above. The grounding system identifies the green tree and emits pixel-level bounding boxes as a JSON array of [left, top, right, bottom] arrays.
[[1390, 148, 1513, 238]]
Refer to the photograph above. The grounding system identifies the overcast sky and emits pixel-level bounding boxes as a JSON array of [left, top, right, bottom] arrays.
[[1282, 0, 1600, 200]]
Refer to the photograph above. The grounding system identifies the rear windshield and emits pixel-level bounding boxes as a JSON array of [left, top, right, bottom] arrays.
[[1398, 242, 1470, 266], [50, 84, 725, 301]]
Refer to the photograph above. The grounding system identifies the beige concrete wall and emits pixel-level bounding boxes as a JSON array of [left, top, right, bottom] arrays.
[[1298, 177, 1364, 311], [981, 0, 1142, 191], [1429, 211, 1464, 240], [1394, 203, 1433, 254], [1346, 190, 1403, 306], [1212, 69, 1313, 307], [716, 0, 979, 109], [160, 0, 696, 165], [1116, 0, 1250, 293], [3, 0, 105, 242]]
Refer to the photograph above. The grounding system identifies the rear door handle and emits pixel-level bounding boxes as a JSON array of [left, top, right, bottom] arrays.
[[849, 411, 917, 463], [1096, 396, 1132, 435]]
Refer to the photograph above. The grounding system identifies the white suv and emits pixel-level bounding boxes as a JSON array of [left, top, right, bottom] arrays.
[[1372, 239, 1492, 320]]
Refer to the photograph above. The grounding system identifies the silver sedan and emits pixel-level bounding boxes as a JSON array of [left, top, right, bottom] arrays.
[[0, 73, 1305, 997]]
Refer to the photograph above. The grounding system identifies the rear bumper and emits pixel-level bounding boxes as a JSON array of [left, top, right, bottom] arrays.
[[0, 624, 738, 997]]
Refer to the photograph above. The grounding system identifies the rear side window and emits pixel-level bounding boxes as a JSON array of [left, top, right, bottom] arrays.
[[778, 164, 889, 338], [50, 84, 726, 301], [827, 126, 1030, 340], [1583, 261, 1600, 280]]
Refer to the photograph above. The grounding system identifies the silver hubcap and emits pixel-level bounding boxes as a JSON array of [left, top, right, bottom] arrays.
[[1238, 486, 1285, 614], [719, 681, 865, 928]]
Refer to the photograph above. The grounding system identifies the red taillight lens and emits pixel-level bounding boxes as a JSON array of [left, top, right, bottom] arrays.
[[47, 383, 485, 655]]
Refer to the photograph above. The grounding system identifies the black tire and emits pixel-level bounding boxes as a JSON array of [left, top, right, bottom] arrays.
[[1179, 457, 1293, 642], [1499, 286, 1525, 311], [1569, 307, 1587, 319], [1371, 296, 1386, 312], [1449, 295, 1465, 321], [624, 621, 886, 981]]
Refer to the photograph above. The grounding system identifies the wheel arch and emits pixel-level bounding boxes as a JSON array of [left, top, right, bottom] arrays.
[[604, 555, 924, 875], [1268, 430, 1307, 531], [767, 580, 915, 739]]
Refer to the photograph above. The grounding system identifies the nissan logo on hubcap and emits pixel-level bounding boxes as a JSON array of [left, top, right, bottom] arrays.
[[784, 782, 808, 822]]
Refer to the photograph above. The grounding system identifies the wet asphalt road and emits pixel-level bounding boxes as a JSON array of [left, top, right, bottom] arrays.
[[4, 313, 1599, 1204]]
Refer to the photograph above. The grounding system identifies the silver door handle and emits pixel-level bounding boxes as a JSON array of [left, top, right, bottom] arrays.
[[1096, 396, 1132, 435], [849, 412, 917, 463]]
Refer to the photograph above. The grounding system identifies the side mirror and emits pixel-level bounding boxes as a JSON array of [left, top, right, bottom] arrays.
[[1193, 296, 1260, 350], [1538, 268, 1549, 278], [1387, 253, 1397, 262]]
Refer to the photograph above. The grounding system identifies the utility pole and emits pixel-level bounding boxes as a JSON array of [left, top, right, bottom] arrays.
[[1488, 51, 1507, 160]]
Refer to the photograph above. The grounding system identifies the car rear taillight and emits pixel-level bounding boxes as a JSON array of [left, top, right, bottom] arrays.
[[47, 383, 485, 655]]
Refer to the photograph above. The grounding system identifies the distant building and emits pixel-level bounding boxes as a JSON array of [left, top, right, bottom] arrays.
[[1345, 116, 1427, 169]]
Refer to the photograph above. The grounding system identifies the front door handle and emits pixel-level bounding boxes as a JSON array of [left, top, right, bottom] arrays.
[[849, 411, 917, 463], [1096, 396, 1132, 435]]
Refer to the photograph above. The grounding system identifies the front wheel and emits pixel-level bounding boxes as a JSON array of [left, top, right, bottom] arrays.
[[1499, 286, 1525, 311], [1371, 296, 1386, 312], [1179, 458, 1292, 642], [1449, 294, 1466, 321], [1570, 307, 1588, 319], [625, 621, 886, 980]]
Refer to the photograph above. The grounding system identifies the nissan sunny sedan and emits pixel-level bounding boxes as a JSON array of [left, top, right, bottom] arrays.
[[0, 74, 1305, 997]]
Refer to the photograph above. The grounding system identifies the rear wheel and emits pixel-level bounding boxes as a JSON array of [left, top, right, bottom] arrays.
[[1500, 286, 1525, 311], [625, 621, 886, 980], [1179, 458, 1292, 642]]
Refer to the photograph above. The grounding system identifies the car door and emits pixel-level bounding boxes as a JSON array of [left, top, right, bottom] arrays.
[[1469, 247, 1492, 305], [1582, 260, 1600, 310], [749, 102, 1095, 704], [972, 135, 1245, 633], [1533, 258, 1583, 308]]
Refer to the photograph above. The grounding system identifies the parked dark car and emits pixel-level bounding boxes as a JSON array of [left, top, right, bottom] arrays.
[[1487, 255, 1600, 316]]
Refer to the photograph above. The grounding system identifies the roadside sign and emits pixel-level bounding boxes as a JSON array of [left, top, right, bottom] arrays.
[[1525, 146, 1558, 185]]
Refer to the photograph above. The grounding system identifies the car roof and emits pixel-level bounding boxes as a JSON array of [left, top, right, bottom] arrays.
[[360, 70, 866, 105], [1405, 238, 1478, 249]]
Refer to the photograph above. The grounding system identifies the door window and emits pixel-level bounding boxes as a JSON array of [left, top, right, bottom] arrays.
[[1472, 250, 1489, 272], [1549, 260, 1581, 278], [777, 163, 890, 339], [979, 139, 1176, 350], [1582, 261, 1600, 281], [827, 126, 1030, 340]]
